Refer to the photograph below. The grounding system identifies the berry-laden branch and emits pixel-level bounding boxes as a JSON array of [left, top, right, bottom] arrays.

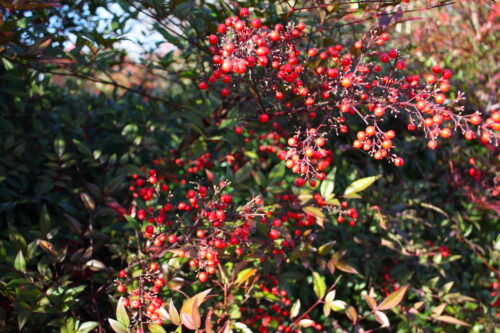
[[199, 7, 499, 183]]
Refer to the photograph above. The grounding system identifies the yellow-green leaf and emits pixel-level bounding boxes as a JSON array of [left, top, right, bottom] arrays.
[[147, 324, 166, 333], [235, 268, 258, 287], [312, 272, 326, 299], [14, 250, 26, 272], [343, 175, 381, 197], [320, 167, 336, 198], [377, 285, 409, 311], [108, 319, 128, 333], [318, 241, 336, 256], [330, 300, 347, 311], [298, 319, 315, 327], [116, 297, 129, 326]]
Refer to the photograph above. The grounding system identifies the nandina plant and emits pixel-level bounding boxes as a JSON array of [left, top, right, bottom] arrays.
[[107, 5, 499, 333]]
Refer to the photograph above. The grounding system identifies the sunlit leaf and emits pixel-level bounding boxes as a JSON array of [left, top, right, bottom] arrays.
[[235, 268, 258, 287], [363, 294, 377, 310], [343, 175, 381, 197], [14, 250, 26, 272], [434, 315, 470, 326], [330, 300, 347, 311], [335, 261, 358, 274], [312, 272, 326, 299], [290, 299, 301, 318], [374, 310, 390, 327], [303, 206, 325, 227], [108, 319, 128, 333], [377, 285, 409, 311], [116, 297, 129, 326], [320, 167, 336, 198], [168, 299, 180, 326], [345, 306, 358, 323], [148, 324, 166, 333], [298, 319, 315, 327]]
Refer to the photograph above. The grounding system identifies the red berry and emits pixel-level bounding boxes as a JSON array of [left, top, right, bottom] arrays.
[[259, 114, 269, 123], [198, 271, 209, 283], [116, 284, 126, 293], [239, 8, 250, 17], [251, 18, 261, 29], [295, 178, 306, 187], [269, 229, 280, 240]]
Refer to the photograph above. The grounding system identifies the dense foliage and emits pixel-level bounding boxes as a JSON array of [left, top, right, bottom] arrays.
[[0, 1, 498, 332]]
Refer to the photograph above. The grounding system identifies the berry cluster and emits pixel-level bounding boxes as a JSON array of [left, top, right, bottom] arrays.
[[115, 169, 267, 330], [200, 8, 499, 176], [278, 128, 333, 182], [240, 275, 323, 333]]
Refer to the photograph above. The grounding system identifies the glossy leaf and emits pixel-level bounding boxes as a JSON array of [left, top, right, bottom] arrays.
[[116, 297, 129, 326], [148, 324, 167, 333], [108, 319, 128, 333], [377, 285, 409, 311], [168, 299, 181, 326], [343, 175, 381, 198], [320, 167, 336, 198], [14, 250, 26, 272], [335, 261, 358, 274], [312, 272, 326, 299], [374, 310, 390, 327], [290, 299, 301, 318]]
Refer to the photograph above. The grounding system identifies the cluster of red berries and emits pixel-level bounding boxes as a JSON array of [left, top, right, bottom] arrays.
[[174, 152, 214, 174], [200, 8, 499, 173], [240, 276, 322, 332], [127, 169, 267, 284], [115, 268, 167, 326], [277, 128, 332, 183], [380, 259, 400, 297]]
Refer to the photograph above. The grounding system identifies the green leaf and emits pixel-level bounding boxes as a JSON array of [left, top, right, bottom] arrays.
[[148, 324, 167, 333], [234, 161, 253, 183], [318, 241, 336, 256], [320, 167, 336, 198], [39, 204, 50, 235], [108, 319, 128, 333], [54, 135, 66, 157], [343, 175, 381, 198], [76, 322, 99, 333], [330, 300, 347, 311], [235, 268, 258, 287], [116, 297, 130, 326], [268, 163, 285, 185], [104, 174, 125, 195], [377, 285, 409, 310], [312, 272, 326, 299], [14, 250, 26, 272], [18, 311, 29, 330]]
